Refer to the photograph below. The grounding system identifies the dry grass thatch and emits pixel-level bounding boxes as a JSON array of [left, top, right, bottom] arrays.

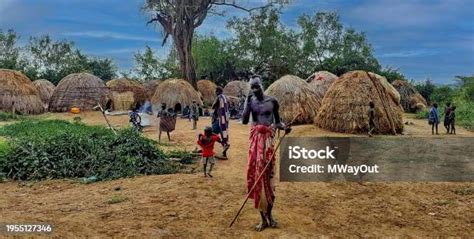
[[315, 70, 404, 134], [49, 73, 111, 112], [151, 79, 203, 110], [106, 78, 147, 110], [33, 79, 55, 107], [392, 80, 427, 113], [226, 96, 240, 107], [223, 80, 250, 98], [197, 80, 217, 106], [307, 71, 338, 100], [265, 75, 321, 124], [143, 80, 161, 99], [0, 69, 44, 114]]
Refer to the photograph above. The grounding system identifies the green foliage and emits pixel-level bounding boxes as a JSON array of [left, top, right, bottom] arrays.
[[133, 45, 170, 80], [107, 195, 129, 204], [415, 79, 436, 102], [0, 29, 27, 70], [0, 112, 22, 121], [0, 120, 179, 181]]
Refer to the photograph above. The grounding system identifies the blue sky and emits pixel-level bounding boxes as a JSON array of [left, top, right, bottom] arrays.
[[1, 0, 473, 84]]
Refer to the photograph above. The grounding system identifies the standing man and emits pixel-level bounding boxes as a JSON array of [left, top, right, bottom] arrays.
[[429, 103, 440, 135], [443, 102, 452, 134], [212, 86, 230, 158], [191, 100, 199, 130], [242, 75, 290, 231]]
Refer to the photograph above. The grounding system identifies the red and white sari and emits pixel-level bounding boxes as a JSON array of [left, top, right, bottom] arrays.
[[247, 124, 275, 211]]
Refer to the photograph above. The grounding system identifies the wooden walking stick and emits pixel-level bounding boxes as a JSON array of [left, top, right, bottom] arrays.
[[95, 102, 117, 135], [229, 112, 302, 228]]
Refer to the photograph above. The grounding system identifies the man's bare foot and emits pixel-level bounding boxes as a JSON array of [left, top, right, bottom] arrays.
[[207, 173, 213, 178], [255, 221, 268, 232], [269, 218, 278, 228], [204, 174, 207, 177]]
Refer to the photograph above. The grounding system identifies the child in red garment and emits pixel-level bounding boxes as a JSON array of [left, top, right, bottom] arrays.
[[197, 126, 223, 177]]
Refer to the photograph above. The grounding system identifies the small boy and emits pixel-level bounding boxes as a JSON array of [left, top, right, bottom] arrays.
[[449, 106, 456, 135], [197, 126, 223, 177], [129, 104, 143, 132]]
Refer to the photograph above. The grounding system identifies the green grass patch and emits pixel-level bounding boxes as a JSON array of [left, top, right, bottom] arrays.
[[107, 195, 129, 204], [0, 119, 180, 181], [0, 112, 23, 122], [452, 187, 473, 196]]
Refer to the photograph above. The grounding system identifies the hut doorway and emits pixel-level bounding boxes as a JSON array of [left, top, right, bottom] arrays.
[[174, 103, 182, 113]]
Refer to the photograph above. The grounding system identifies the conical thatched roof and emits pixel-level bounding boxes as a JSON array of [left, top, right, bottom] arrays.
[[143, 80, 161, 99], [151, 79, 202, 110], [106, 78, 147, 110], [315, 71, 403, 134], [33, 79, 55, 107], [197, 80, 217, 106], [0, 69, 44, 114], [265, 75, 321, 124], [49, 73, 111, 112], [392, 80, 427, 113], [223, 80, 250, 98], [307, 71, 338, 100]]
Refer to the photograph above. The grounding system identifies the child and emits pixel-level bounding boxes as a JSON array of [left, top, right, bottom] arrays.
[[429, 103, 440, 135], [129, 104, 143, 132], [449, 106, 456, 134], [197, 126, 222, 177]]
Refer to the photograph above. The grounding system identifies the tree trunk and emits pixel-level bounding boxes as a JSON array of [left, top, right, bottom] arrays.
[[173, 26, 197, 89]]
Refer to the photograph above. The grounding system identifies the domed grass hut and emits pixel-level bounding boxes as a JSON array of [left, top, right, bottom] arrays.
[[307, 71, 338, 100], [392, 80, 427, 112], [106, 78, 147, 110], [0, 69, 44, 114], [151, 79, 202, 113], [223, 80, 250, 98], [197, 80, 217, 107], [265, 75, 321, 124], [315, 71, 403, 134], [33, 79, 55, 108], [143, 80, 161, 99], [49, 73, 111, 112]]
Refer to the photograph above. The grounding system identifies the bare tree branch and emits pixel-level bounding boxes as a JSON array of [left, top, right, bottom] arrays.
[[211, 1, 273, 12]]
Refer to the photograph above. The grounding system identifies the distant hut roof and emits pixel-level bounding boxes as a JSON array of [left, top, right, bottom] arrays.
[[197, 80, 217, 106], [151, 79, 202, 109], [265, 75, 321, 124], [307, 71, 338, 100], [223, 80, 250, 98], [392, 80, 427, 112], [33, 79, 55, 109], [143, 80, 161, 99], [106, 78, 147, 110], [0, 69, 44, 114], [315, 70, 404, 134], [49, 72, 110, 112]]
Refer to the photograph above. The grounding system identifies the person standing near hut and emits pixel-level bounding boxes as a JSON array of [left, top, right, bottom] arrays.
[[429, 103, 440, 135], [191, 100, 199, 130], [157, 103, 176, 142], [449, 106, 456, 134], [242, 75, 290, 231], [212, 86, 230, 158], [443, 102, 452, 134], [368, 101, 376, 137]]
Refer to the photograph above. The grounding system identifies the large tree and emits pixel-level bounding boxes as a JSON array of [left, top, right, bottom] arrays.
[[143, 0, 275, 88]]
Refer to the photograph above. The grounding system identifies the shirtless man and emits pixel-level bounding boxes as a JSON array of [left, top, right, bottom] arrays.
[[242, 75, 290, 231]]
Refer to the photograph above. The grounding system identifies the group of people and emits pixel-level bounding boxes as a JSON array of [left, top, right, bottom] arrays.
[[429, 102, 457, 135]]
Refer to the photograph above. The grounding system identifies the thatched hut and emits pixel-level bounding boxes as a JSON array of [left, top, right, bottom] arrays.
[[33, 79, 55, 108], [223, 80, 250, 98], [307, 71, 338, 100], [151, 79, 202, 113], [265, 75, 321, 124], [49, 73, 111, 112], [197, 80, 217, 106], [392, 80, 427, 112], [315, 71, 403, 134], [143, 80, 161, 99], [0, 69, 44, 114], [106, 78, 147, 110]]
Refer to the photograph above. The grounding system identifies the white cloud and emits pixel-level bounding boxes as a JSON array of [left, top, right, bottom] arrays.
[[379, 49, 438, 58], [63, 31, 160, 42]]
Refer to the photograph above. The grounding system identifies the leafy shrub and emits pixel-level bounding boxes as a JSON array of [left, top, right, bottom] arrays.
[[0, 112, 22, 121], [0, 120, 179, 181]]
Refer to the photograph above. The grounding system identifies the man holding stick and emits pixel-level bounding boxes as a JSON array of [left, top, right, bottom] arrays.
[[241, 75, 291, 231]]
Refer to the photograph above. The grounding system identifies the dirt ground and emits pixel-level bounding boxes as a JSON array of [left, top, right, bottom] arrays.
[[1, 112, 473, 238]]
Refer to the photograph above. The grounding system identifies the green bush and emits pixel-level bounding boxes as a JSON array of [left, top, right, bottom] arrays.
[[0, 120, 179, 181], [0, 112, 22, 121]]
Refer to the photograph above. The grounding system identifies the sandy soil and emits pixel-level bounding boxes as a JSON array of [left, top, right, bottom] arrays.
[[0, 112, 473, 238]]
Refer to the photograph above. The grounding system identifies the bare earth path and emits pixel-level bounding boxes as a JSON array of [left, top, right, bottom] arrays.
[[0, 113, 473, 238]]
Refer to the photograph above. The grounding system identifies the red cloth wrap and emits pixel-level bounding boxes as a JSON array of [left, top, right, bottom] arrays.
[[247, 124, 275, 209]]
